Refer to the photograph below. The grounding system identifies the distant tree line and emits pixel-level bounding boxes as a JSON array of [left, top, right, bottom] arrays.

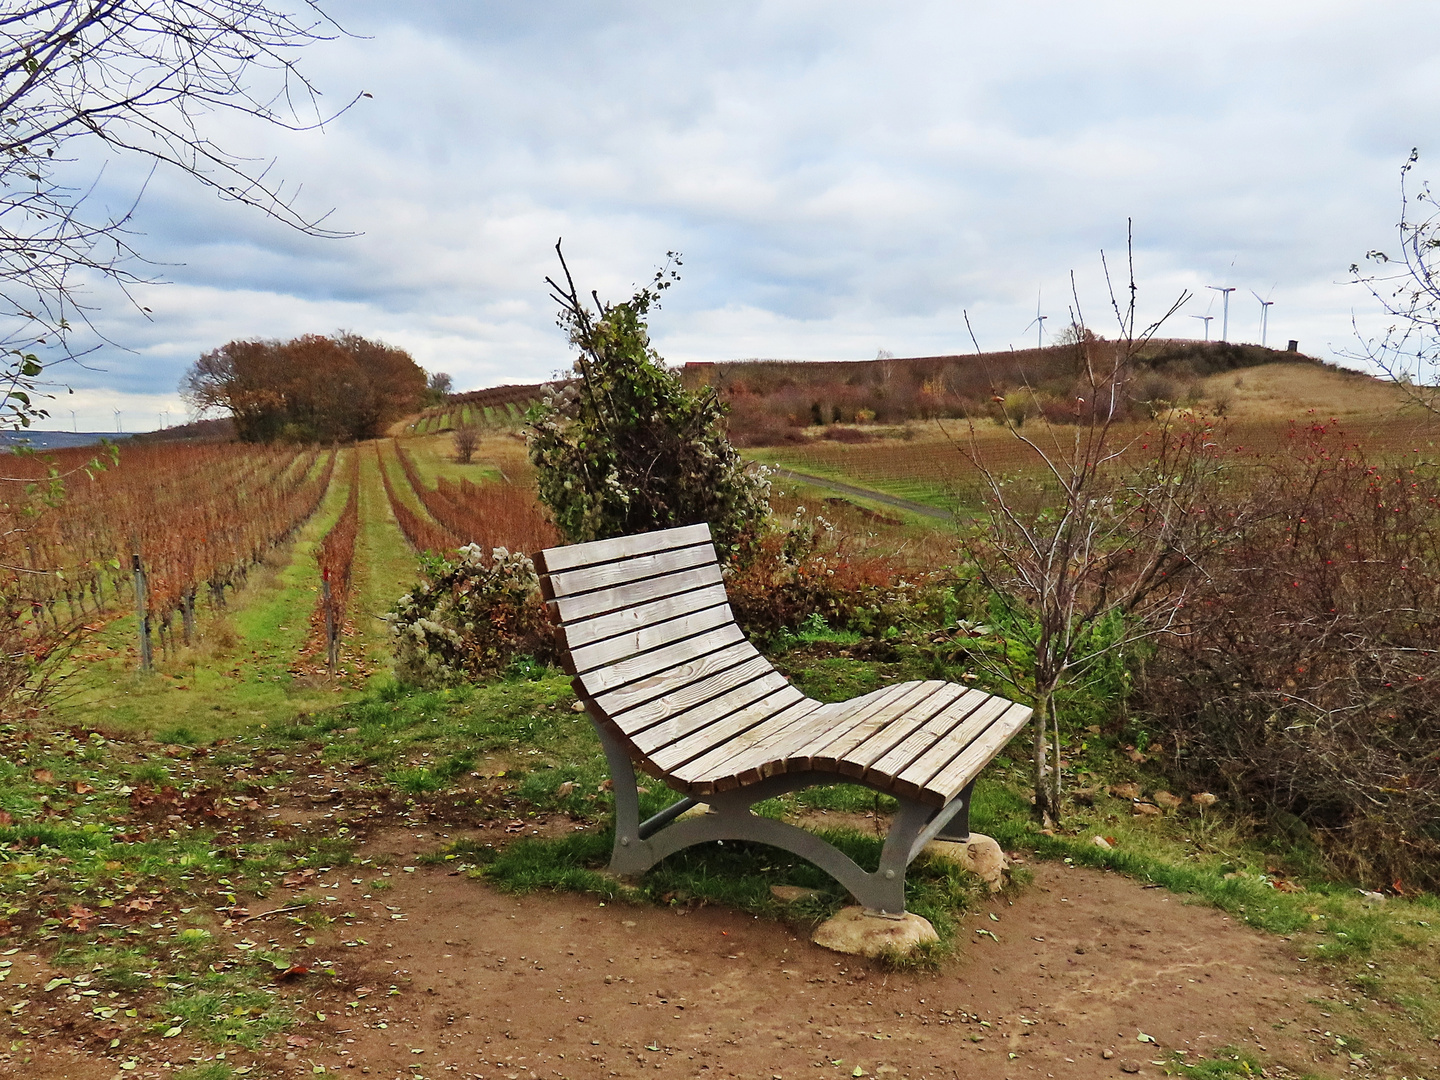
[[181, 333, 427, 443]]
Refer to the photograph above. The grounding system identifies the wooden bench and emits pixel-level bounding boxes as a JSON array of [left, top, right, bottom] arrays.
[[534, 523, 1032, 916]]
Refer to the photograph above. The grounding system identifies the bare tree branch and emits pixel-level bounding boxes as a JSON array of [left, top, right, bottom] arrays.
[[0, 0, 362, 427]]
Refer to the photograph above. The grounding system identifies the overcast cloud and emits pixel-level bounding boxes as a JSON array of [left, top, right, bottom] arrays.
[[32, 1, 1440, 430]]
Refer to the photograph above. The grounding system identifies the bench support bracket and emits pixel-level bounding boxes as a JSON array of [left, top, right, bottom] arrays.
[[595, 724, 974, 915]]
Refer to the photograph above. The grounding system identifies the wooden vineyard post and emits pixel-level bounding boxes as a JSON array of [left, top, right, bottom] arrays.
[[131, 553, 153, 672], [322, 570, 338, 671], [180, 589, 196, 646]]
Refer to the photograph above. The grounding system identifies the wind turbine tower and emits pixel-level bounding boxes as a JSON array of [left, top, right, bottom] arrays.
[[1207, 285, 1236, 342], [114, 409, 122, 434], [1191, 314, 1214, 342], [1252, 289, 1275, 348], [1025, 291, 1047, 349]]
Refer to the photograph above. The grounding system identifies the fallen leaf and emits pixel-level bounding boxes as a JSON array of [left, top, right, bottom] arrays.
[[274, 965, 310, 981], [32, 769, 54, 784], [287, 1035, 314, 1049]]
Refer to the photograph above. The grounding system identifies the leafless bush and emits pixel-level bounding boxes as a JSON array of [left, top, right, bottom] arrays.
[[1139, 422, 1440, 888], [453, 427, 479, 464]]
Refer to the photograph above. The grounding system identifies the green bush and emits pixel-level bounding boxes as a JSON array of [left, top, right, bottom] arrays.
[[528, 252, 769, 559]]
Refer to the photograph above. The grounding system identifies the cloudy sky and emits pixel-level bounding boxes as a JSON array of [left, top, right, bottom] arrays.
[[32, 1, 1440, 430]]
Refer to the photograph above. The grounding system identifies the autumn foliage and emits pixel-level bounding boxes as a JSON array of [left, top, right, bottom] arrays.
[[181, 332, 427, 443]]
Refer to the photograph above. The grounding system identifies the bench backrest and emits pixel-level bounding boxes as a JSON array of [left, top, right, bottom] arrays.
[[534, 523, 788, 754]]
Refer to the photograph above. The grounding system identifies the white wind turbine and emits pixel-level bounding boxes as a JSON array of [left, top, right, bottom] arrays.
[[1024, 290, 1047, 349], [1207, 284, 1236, 342], [1252, 287, 1275, 348], [1191, 314, 1214, 341]]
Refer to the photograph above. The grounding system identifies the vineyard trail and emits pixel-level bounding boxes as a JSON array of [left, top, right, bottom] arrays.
[[771, 466, 956, 520]]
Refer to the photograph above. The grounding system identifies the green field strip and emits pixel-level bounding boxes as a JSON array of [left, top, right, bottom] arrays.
[[746, 448, 963, 512], [766, 469, 961, 530], [374, 440, 435, 520], [59, 447, 361, 740], [351, 440, 421, 679], [398, 433, 503, 487]]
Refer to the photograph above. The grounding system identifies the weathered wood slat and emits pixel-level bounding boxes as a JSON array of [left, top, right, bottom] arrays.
[[924, 701, 1034, 802], [832, 684, 973, 780], [764, 681, 910, 774], [561, 582, 732, 651], [890, 695, 1018, 800], [567, 602, 735, 675], [860, 689, 992, 785], [603, 654, 776, 736], [801, 682, 952, 772], [680, 699, 836, 791], [550, 562, 724, 624], [589, 639, 757, 719], [576, 623, 748, 698], [699, 701, 849, 790], [648, 684, 807, 774], [535, 522, 713, 574], [632, 670, 795, 759], [543, 542, 715, 599]]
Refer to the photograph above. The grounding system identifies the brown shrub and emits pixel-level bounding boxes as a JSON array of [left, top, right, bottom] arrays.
[[1138, 422, 1440, 888], [724, 512, 931, 640]]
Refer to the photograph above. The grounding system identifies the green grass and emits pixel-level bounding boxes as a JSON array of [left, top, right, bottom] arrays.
[[352, 442, 428, 669], [748, 447, 963, 513], [57, 447, 371, 742]]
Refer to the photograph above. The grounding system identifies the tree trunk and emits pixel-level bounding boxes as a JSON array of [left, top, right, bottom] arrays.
[[1032, 691, 1053, 824], [1050, 702, 1064, 826]]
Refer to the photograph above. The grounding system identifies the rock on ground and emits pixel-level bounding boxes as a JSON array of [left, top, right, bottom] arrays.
[[925, 832, 1010, 891], [811, 906, 939, 957]]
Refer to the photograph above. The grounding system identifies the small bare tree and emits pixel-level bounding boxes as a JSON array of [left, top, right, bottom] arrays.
[[958, 227, 1242, 825], [1347, 148, 1440, 417], [453, 426, 479, 464]]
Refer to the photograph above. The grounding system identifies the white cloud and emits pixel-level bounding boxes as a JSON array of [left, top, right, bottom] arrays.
[[22, 0, 1440, 428]]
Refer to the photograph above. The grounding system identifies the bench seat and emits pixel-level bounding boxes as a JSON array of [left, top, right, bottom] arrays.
[[535, 522, 1031, 915]]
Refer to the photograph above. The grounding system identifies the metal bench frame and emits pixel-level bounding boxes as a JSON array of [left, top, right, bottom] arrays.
[[535, 523, 1030, 916]]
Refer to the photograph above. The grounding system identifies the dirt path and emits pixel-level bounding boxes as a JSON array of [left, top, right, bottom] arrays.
[[770, 468, 955, 522], [14, 828, 1412, 1080], [316, 858, 1348, 1080]]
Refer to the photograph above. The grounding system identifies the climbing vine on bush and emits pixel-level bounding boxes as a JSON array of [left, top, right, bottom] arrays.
[[527, 244, 769, 560]]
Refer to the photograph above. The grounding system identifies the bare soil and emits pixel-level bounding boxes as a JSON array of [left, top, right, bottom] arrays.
[[6, 823, 1429, 1080]]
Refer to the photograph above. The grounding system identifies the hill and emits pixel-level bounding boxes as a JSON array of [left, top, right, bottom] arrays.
[[681, 339, 1384, 445]]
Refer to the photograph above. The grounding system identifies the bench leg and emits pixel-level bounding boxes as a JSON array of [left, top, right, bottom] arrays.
[[590, 733, 930, 915], [593, 725, 656, 877], [934, 779, 974, 842]]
